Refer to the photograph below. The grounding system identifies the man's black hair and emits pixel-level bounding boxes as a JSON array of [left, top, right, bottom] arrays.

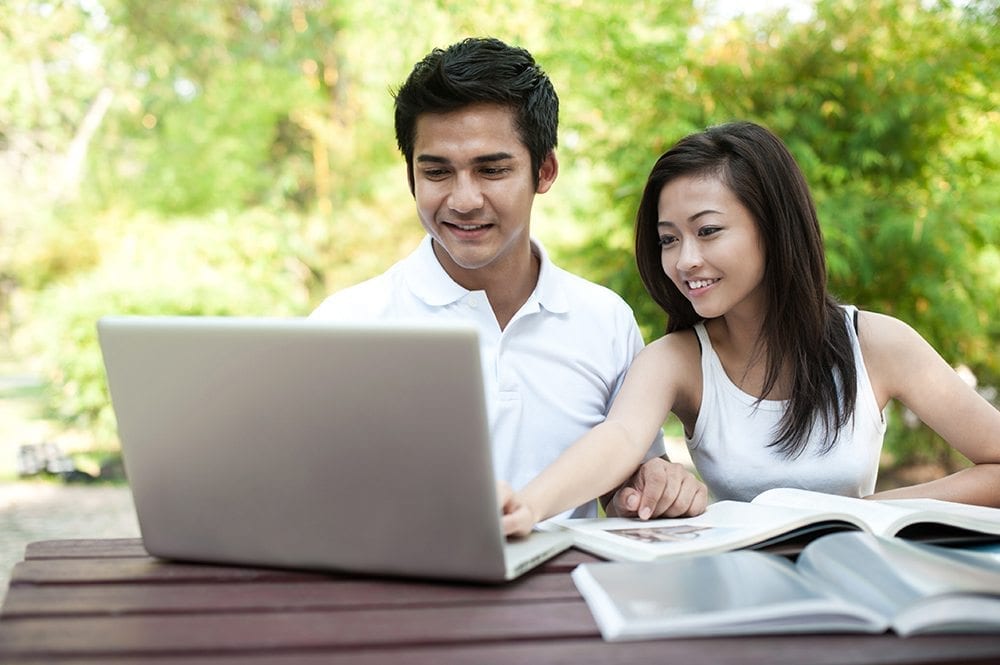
[[394, 37, 558, 191]]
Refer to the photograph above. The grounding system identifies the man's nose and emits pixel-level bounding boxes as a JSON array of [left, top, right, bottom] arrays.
[[448, 173, 484, 213]]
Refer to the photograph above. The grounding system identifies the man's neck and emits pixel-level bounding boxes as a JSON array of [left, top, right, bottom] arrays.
[[432, 240, 540, 331], [486, 250, 540, 330]]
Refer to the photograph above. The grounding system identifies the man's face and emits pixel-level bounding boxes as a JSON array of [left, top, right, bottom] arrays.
[[411, 103, 557, 286]]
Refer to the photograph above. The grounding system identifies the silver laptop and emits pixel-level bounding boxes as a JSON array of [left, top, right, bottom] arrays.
[[97, 316, 571, 582]]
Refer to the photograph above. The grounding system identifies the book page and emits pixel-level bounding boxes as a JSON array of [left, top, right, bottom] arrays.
[[754, 488, 1000, 541], [879, 498, 1000, 537], [797, 532, 1000, 635], [572, 550, 888, 640], [556, 499, 868, 561], [751, 488, 921, 535], [893, 596, 1000, 636], [796, 532, 919, 618]]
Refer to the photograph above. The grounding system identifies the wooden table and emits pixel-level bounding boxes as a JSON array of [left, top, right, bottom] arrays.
[[2, 539, 1000, 664]]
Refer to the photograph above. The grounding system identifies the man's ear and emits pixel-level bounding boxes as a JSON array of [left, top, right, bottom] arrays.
[[536, 151, 558, 194]]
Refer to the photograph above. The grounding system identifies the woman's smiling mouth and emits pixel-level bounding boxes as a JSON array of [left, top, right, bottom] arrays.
[[687, 278, 719, 290]]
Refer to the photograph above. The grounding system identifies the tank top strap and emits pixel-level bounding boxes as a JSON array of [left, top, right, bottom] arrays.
[[692, 321, 712, 360]]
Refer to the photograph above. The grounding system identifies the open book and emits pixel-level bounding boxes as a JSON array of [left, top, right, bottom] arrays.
[[572, 531, 1000, 640], [551, 488, 1000, 561]]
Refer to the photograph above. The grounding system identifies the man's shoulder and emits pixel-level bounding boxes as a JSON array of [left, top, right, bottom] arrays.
[[311, 266, 404, 319]]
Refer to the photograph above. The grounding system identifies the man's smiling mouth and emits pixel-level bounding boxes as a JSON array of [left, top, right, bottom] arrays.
[[444, 221, 492, 232]]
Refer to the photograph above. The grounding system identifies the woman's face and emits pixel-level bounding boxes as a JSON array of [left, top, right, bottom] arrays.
[[656, 174, 767, 322]]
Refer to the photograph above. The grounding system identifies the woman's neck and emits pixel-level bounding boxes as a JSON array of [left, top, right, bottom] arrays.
[[707, 314, 790, 400]]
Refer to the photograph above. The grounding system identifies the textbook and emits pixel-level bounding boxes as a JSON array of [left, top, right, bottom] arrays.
[[571, 531, 1000, 640], [552, 487, 1000, 561]]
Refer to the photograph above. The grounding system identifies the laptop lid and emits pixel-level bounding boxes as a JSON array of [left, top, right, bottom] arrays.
[[97, 316, 570, 583]]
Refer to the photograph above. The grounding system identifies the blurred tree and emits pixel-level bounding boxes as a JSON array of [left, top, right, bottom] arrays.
[[533, 0, 701, 335], [2, 0, 996, 467], [94, 1, 346, 213], [0, 1, 119, 294], [692, 0, 1000, 385], [579, 0, 999, 466]]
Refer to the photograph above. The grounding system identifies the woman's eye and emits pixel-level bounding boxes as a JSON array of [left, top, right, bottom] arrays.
[[658, 235, 677, 248], [699, 226, 721, 237]]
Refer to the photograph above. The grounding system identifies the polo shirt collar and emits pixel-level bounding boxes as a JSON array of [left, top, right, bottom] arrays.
[[531, 239, 570, 314], [403, 235, 570, 314]]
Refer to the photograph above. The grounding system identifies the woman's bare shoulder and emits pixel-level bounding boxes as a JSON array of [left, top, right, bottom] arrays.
[[855, 309, 928, 358], [645, 327, 701, 361], [640, 328, 703, 417]]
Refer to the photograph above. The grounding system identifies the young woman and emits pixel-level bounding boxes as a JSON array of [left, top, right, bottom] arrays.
[[502, 121, 1000, 536]]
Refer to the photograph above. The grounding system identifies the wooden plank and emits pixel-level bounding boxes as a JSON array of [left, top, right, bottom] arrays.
[[540, 547, 601, 570], [0, 599, 597, 656], [8, 551, 596, 593], [6, 557, 589, 589], [20, 538, 598, 570], [2, 574, 582, 618], [4, 633, 1000, 665], [23, 538, 148, 560], [12, 539, 998, 665], [7, 558, 334, 586]]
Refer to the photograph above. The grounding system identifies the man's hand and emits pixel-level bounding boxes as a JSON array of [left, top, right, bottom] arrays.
[[498, 480, 537, 538], [604, 457, 708, 520]]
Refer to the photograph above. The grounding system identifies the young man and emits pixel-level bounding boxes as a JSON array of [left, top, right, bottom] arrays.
[[311, 37, 706, 522]]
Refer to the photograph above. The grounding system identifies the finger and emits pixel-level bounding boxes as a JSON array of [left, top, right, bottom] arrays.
[[607, 487, 642, 517], [637, 466, 670, 521], [496, 480, 514, 512], [502, 505, 532, 538], [645, 463, 696, 518], [691, 483, 709, 515], [501, 511, 518, 535], [661, 477, 709, 518]]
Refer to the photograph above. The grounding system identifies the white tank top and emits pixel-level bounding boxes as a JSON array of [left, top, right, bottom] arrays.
[[686, 306, 886, 501]]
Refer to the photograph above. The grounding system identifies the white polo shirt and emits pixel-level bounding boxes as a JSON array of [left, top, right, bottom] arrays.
[[311, 236, 664, 517]]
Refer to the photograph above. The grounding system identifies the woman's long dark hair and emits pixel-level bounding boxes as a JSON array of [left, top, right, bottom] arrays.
[[634, 121, 856, 457]]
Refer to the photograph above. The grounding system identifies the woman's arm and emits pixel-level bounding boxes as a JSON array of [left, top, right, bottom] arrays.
[[502, 333, 704, 536], [860, 311, 1000, 506]]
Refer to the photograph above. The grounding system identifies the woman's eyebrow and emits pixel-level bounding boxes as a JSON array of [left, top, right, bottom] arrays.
[[658, 209, 723, 227]]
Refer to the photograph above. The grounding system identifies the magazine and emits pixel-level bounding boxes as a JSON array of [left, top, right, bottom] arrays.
[[551, 487, 1000, 561], [571, 531, 1000, 640]]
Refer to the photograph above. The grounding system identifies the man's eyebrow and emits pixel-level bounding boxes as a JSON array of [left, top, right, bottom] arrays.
[[472, 152, 515, 164], [415, 152, 516, 165]]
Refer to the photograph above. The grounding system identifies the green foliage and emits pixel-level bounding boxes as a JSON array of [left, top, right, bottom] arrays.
[[680, 1, 999, 465], [6, 211, 102, 291], [21, 208, 317, 446], [738, 0, 999, 386], [2, 0, 997, 470], [535, 1, 700, 338]]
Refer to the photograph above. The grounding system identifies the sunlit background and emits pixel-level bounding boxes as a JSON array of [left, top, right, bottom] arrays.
[[1, 0, 997, 508]]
